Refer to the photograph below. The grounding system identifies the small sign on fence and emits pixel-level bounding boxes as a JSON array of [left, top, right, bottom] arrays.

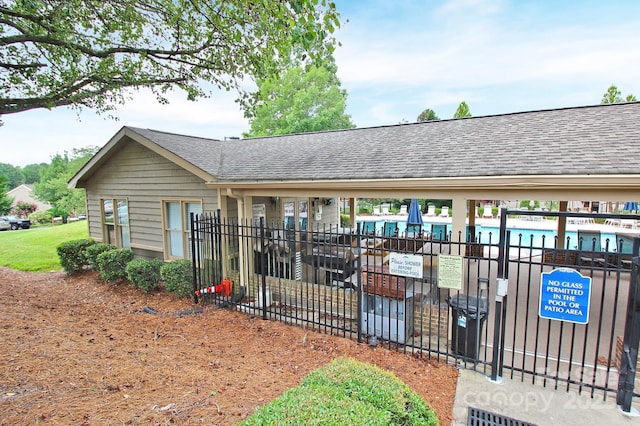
[[539, 268, 592, 324], [437, 255, 463, 290], [388, 252, 423, 278]]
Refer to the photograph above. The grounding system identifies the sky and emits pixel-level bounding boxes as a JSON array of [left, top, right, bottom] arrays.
[[2, 0, 640, 167]]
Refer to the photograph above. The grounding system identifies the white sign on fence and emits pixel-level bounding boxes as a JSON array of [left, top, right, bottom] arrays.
[[437, 255, 463, 290], [388, 252, 423, 278]]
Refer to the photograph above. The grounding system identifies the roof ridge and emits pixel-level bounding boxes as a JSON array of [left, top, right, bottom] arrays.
[[128, 126, 222, 142], [243, 102, 639, 140]]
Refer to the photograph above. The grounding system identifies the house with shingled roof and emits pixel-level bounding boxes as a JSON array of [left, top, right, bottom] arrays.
[[69, 102, 640, 261]]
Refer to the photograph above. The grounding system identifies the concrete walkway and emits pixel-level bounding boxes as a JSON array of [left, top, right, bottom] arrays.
[[452, 368, 640, 425]]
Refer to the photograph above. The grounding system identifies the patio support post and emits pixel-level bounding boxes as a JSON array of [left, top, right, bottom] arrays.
[[226, 189, 248, 288], [349, 198, 357, 227], [451, 197, 466, 243], [557, 201, 568, 248]]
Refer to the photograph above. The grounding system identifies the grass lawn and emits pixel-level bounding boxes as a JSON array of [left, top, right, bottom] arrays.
[[0, 221, 90, 272]]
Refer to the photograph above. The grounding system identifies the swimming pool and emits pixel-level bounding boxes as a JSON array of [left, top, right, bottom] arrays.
[[357, 220, 619, 251]]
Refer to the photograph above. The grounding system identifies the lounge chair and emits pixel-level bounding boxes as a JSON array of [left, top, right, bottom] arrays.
[[439, 206, 450, 217], [361, 221, 377, 236], [621, 219, 635, 229], [431, 224, 448, 241], [383, 222, 398, 237], [373, 206, 381, 216], [615, 233, 636, 268], [483, 204, 494, 218], [400, 205, 408, 215], [426, 205, 436, 217], [381, 205, 390, 215], [577, 229, 607, 267], [405, 224, 422, 238]]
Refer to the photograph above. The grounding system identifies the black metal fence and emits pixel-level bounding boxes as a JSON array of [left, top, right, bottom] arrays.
[[190, 211, 500, 366], [190, 209, 640, 407], [494, 209, 640, 409]]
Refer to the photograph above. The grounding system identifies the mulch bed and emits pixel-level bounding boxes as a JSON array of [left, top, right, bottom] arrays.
[[0, 267, 458, 425]]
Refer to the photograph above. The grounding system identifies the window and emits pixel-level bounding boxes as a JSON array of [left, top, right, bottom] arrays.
[[101, 198, 130, 248], [163, 200, 202, 259]]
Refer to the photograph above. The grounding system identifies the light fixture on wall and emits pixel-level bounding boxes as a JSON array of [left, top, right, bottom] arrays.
[[270, 196, 280, 204], [323, 198, 334, 206]]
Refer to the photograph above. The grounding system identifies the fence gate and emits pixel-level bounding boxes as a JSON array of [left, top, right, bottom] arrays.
[[494, 208, 640, 408]]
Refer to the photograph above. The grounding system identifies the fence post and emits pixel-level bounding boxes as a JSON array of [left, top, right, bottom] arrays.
[[491, 209, 509, 381], [190, 212, 199, 304], [259, 216, 268, 320], [356, 222, 363, 344], [617, 238, 640, 412]]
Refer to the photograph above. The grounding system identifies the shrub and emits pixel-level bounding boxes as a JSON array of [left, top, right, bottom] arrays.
[[85, 243, 116, 270], [241, 357, 438, 425], [48, 207, 69, 223], [56, 238, 95, 274], [29, 210, 52, 225], [340, 213, 351, 227], [96, 248, 134, 282], [160, 259, 193, 297], [126, 258, 164, 292]]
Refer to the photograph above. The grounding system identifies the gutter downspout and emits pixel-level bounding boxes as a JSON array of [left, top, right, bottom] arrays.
[[226, 188, 247, 289]]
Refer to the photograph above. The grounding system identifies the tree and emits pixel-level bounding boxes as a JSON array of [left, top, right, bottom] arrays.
[[417, 108, 439, 122], [601, 85, 637, 104], [244, 64, 355, 137], [0, 163, 24, 188], [21, 163, 47, 184], [0, 175, 13, 214], [453, 101, 472, 118], [33, 146, 98, 216], [0, 1, 341, 118]]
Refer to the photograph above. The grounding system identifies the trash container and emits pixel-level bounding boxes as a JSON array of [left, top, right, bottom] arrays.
[[448, 294, 488, 359]]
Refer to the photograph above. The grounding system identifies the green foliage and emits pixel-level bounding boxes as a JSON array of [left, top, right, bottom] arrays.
[[340, 213, 351, 227], [417, 108, 439, 122], [96, 248, 134, 283], [85, 243, 117, 270], [56, 238, 95, 274], [241, 357, 438, 426], [453, 101, 472, 118], [0, 221, 89, 271], [244, 64, 355, 137], [0, 175, 13, 214], [21, 163, 46, 184], [160, 260, 194, 297], [33, 149, 95, 217], [48, 207, 69, 222], [29, 210, 53, 225], [601, 84, 636, 104], [1, 1, 341, 117], [126, 258, 164, 292], [0, 163, 25, 188]]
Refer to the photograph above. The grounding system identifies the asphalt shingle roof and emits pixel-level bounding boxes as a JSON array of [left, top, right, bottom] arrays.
[[128, 102, 640, 182]]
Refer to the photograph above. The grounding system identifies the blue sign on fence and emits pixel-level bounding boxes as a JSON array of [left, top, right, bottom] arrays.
[[539, 268, 592, 324]]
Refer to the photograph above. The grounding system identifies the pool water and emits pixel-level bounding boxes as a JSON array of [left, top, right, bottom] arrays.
[[357, 220, 619, 251]]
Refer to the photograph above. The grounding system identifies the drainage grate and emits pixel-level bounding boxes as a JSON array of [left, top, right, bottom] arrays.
[[467, 407, 537, 426]]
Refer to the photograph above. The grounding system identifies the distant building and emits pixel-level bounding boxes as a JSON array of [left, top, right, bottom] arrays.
[[6, 184, 52, 212]]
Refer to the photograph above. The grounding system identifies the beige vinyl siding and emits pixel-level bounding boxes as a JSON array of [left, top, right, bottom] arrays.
[[84, 140, 218, 256]]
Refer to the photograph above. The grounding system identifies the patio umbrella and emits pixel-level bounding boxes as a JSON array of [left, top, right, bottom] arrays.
[[623, 201, 638, 212], [407, 199, 423, 225]]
